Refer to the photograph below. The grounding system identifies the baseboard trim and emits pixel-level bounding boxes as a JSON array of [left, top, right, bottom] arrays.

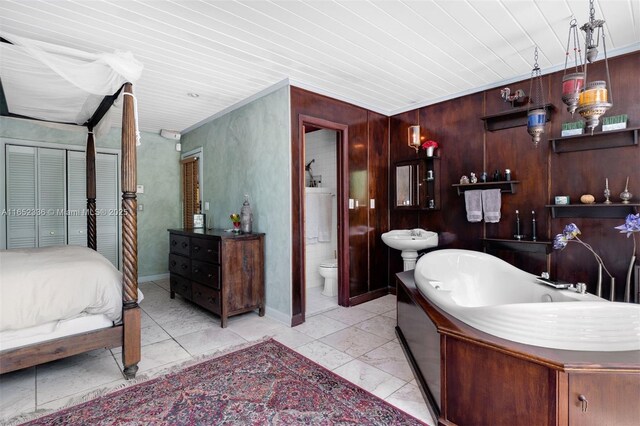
[[264, 306, 291, 326], [138, 273, 170, 283], [348, 288, 390, 306]]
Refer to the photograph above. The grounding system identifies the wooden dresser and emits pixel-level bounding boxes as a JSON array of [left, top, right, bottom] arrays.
[[168, 228, 265, 327]]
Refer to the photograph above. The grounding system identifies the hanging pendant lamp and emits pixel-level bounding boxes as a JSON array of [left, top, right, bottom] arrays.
[[527, 46, 547, 148]]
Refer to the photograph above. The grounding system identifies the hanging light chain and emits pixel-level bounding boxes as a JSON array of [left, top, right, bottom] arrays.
[[528, 46, 544, 108], [563, 18, 583, 74]]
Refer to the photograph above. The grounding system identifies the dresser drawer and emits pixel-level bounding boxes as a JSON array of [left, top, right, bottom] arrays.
[[169, 254, 191, 278], [191, 259, 220, 289], [169, 234, 190, 256], [191, 237, 220, 263], [170, 274, 192, 301], [192, 282, 221, 315]]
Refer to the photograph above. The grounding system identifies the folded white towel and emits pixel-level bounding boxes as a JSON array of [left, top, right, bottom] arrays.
[[482, 189, 502, 223], [317, 193, 332, 242], [464, 190, 483, 222], [305, 193, 319, 244]]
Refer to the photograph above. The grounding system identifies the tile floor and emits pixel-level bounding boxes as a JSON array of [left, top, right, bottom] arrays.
[[306, 285, 338, 316], [0, 279, 434, 425]]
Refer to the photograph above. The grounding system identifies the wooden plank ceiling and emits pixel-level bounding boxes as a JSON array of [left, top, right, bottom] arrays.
[[0, 0, 638, 133]]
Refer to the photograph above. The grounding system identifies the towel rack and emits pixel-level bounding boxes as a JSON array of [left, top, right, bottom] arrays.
[[452, 181, 520, 196]]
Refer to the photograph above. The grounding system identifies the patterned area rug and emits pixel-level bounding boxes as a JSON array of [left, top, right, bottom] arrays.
[[23, 339, 426, 425]]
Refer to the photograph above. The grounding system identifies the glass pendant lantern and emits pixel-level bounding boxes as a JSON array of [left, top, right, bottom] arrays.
[[561, 18, 585, 115], [576, 0, 613, 134], [527, 47, 547, 147]]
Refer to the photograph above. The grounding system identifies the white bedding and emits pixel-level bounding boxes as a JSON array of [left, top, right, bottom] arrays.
[[0, 313, 114, 351], [0, 245, 125, 332]]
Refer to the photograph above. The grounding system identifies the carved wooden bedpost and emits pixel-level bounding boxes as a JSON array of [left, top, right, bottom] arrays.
[[86, 129, 97, 250], [121, 83, 141, 379]]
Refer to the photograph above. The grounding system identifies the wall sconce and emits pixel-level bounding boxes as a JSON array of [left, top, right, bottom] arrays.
[[408, 125, 421, 152], [500, 87, 526, 106]]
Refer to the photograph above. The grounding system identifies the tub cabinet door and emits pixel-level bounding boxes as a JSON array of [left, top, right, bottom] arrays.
[[567, 373, 640, 425]]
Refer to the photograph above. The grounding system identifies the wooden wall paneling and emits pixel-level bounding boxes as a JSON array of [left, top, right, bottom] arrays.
[[368, 111, 390, 290], [389, 110, 421, 281], [548, 52, 640, 298], [290, 87, 376, 320], [388, 52, 638, 291], [416, 94, 486, 251], [483, 80, 551, 275], [348, 117, 370, 298]]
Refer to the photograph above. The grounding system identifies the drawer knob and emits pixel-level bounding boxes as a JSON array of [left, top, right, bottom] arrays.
[[171, 240, 177, 246], [578, 394, 588, 412], [207, 249, 213, 253], [207, 297, 215, 304], [194, 268, 200, 273], [193, 246, 200, 252], [182, 242, 188, 248], [207, 273, 213, 278], [181, 264, 188, 270], [170, 260, 176, 267]]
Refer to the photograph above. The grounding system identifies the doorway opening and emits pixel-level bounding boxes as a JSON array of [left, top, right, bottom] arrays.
[[180, 148, 203, 228], [304, 128, 339, 316], [292, 116, 349, 326]]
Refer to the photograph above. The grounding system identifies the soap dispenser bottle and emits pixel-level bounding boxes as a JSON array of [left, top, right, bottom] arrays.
[[240, 194, 253, 234]]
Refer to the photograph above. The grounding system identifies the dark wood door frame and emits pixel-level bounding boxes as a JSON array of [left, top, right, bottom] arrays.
[[291, 115, 349, 326]]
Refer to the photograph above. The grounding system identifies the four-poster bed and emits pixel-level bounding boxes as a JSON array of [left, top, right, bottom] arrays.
[[0, 33, 142, 379]]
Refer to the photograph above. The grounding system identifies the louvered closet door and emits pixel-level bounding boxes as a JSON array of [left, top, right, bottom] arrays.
[[37, 148, 66, 247], [67, 150, 87, 246], [96, 153, 119, 267], [6, 145, 37, 248]]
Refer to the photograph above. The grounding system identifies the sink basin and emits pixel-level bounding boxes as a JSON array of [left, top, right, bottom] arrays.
[[382, 229, 438, 251], [382, 229, 438, 271]]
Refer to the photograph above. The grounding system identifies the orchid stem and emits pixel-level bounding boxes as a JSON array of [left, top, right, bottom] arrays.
[[571, 236, 614, 278]]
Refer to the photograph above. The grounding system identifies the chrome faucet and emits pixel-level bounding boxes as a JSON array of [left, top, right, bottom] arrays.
[[410, 229, 421, 237]]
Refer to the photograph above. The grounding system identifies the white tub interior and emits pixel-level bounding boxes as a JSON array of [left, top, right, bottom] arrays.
[[414, 249, 640, 352]]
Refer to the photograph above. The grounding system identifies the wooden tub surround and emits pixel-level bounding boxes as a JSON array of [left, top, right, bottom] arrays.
[[395, 270, 640, 426]]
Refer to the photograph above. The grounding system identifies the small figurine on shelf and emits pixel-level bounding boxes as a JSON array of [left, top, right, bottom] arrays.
[[470, 172, 478, 184], [460, 175, 470, 184], [514, 209, 524, 241], [492, 169, 502, 182], [230, 213, 241, 232], [504, 169, 512, 181], [604, 178, 612, 204], [480, 171, 488, 183], [620, 176, 633, 204]]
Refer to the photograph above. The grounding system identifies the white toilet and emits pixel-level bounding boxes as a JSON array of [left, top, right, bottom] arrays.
[[318, 259, 338, 297]]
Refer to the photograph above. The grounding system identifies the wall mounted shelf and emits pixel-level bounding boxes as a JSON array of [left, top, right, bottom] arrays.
[[480, 103, 556, 132], [452, 180, 519, 196], [482, 238, 552, 254], [550, 127, 639, 153], [546, 203, 640, 219]]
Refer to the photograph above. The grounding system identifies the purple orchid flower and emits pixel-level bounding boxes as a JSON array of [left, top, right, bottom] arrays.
[[614, 213, 640, 238]]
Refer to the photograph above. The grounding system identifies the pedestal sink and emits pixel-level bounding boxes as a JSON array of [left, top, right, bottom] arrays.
[[382, 229, 438, 271]]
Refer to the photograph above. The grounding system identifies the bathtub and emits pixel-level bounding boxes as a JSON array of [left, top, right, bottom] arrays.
[[413, 249, 640, 352]]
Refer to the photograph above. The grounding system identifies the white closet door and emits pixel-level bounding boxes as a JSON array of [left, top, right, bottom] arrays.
[[37, 148, 66, 247], [96, 153, 119, 267], [6, 145, 37, 248], [67, 150, 87, 246]]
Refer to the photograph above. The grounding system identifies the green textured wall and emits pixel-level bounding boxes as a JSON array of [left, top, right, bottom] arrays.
[[0, 117, 181, 276], [181, 86, 292, 318]]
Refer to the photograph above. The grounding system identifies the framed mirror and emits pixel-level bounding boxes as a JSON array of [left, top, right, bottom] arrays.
[[393, 158, 440, 210]]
